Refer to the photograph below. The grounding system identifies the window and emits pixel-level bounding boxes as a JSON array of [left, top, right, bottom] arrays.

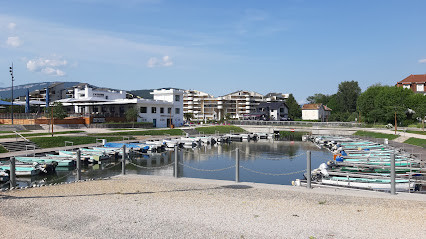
[[140, 107, 147, 113], [175, 108, 180, 114], [152, 107, 157, 113], [168, 108, 171, 114], [403, 84, 410, 89], [105, 96, 109, 99], [160, 107, 164, 113], [175, 95, 180, 102], [417, 84, 424, 92]]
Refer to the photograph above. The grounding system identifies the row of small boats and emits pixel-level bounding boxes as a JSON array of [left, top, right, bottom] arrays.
[[0, 132, 272, 181], [305, 135, 424, 191]]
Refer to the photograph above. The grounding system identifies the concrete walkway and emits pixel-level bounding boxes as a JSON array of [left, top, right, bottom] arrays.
[[1, 175, 425, 238]]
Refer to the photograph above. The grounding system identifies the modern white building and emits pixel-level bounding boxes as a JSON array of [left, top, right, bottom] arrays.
[[302, 103, 332, 121], [56, 86, 184, 128]]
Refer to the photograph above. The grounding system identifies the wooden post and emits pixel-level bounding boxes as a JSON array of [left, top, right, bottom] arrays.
[[235, 148, 240, 183], [9, 157, 16, 188], [307, 151, 311, 189], [394, 111, 397, 135], [174, 146, 178, 178], [390, 153, 396, 195], [122, 145, 126, 175], [76, 150, 81, 180]]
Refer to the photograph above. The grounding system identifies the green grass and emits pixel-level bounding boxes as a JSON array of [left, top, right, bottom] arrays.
[[0, 130, 85, 139], [0, 145, 8, 153], [402, 130, 426, 136], [30, 136, 128, 148], [90, 129, 184, 136], [404, 138, 426, 148], [279, 131, 309, 140], [195, 125, 245, 134], [354, 131, 399, 140]]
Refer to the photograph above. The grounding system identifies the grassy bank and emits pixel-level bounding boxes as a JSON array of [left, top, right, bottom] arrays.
[[403, 138, 426, 148], [279, 131, 309, 141], [195, 125, 245, 134], [30, 136, 128, 148], [0, 130, 85, 139], [403, 130, 426, 136], [0, 145, 8, 153], [354, 131, 399, 140], [90, 129, 184, 136]]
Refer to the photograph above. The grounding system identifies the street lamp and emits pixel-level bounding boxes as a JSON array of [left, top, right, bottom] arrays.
[[9, 63, 14, 125]]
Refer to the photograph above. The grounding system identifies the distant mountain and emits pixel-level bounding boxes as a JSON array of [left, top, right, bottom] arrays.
[[0, 82, 80, 100], [129, 89, 154, 99]]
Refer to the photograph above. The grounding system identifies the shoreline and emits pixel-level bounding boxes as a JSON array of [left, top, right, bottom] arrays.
[[1, 174, 425, 238]]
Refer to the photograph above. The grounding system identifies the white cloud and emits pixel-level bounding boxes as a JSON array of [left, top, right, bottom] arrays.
[[26, 56, 68, 76], [419, 59, 426, 63], [8, 22, 16, 30], [6, 36, 22, 47], [147, 55, 173, 68], [41, 67, 66, 76]]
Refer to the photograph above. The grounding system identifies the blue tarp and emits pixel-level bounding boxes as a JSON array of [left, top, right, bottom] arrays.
[[25, 89, 30, 113], [0, 100, 15, 106], [45, 87, 50, 108], [104, 142, 149, 150]]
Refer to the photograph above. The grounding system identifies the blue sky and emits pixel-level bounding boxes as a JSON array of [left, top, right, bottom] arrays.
[[1, 0, 426, 103]]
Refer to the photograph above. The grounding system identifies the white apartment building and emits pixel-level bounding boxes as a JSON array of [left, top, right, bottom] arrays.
[[183, 90, 218, 122], [183, 90, 292, 121], [218, 90, 264, 120]]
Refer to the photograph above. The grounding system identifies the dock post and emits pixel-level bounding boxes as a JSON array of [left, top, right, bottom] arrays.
[[307, 150, 311, 189], [235, 148, 240, 183], [122, 145, 126, 175], [9, 157, 16, 188], [390, 153, 396, 195], [174, 146, 178, 178], [76, 150, 81, 180]]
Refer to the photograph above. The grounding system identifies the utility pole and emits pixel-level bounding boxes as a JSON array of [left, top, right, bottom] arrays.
[[9, 63, 14, 125]]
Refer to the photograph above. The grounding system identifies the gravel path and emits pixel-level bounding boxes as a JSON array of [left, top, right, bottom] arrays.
[[1, 175, 425, 239]]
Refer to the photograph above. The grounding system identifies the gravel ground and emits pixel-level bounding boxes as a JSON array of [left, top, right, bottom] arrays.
[[1, 175, 425, 239]]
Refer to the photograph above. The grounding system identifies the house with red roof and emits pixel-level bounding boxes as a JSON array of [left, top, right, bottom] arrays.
[[396, 74, 426, 95], [302, 103, 332, 121]]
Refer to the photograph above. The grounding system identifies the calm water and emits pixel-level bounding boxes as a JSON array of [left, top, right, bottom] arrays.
[[5, 140, 333, 188]]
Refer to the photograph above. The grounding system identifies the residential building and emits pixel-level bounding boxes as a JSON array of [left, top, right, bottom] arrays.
[[218, 90, 264, 120], [396, 74, 426, 95], [183, 90, 218, 122], [302, 103, 332, 121], [183, 90, 292, 121], [247, 102, 289, 120], [264, 93, 289, 102]]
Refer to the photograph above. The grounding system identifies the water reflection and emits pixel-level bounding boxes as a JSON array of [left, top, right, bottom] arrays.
[[4, 140, 332, 187]]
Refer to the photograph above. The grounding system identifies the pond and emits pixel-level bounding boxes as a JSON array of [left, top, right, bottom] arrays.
[[4, 140, 333, 188]]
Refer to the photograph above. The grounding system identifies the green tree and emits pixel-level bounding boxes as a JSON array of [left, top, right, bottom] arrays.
[[286, 94, 301, 120], [336, 81, 361, 113], [184, 112, 194, 122], [306, 93, 331, 104], [46, 102, 67, 119], [407, 93, 426, 131], [357, 85, 413, 125], [125, 107, 139, 127]]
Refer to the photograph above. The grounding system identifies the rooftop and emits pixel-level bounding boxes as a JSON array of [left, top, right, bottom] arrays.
[[397, 74, 426, 84]]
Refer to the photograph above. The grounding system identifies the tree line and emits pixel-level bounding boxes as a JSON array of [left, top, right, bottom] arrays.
[[304, 81, 426, 126]]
